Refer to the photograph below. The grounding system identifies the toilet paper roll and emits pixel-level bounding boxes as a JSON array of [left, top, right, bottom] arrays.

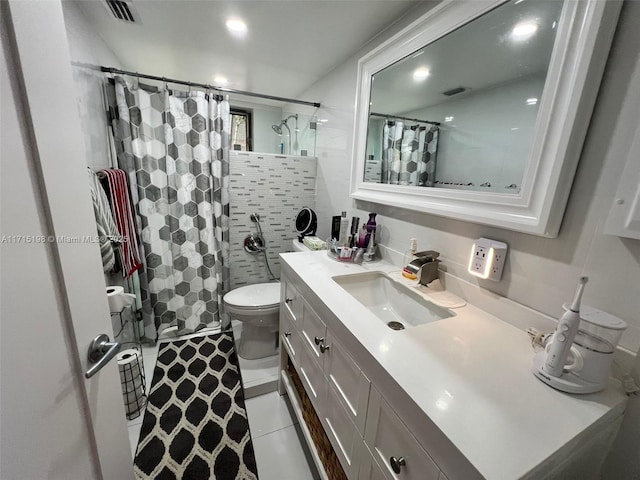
[[117, 349, 143, 384], [117, 349, 146, 416], [106, 286, 136, 313]]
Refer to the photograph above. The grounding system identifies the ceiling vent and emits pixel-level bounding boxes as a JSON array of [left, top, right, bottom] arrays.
[[443, 87, 467, 97], [104, 0, 141, 24]]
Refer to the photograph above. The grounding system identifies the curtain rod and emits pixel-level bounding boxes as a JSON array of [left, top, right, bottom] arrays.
[[101, 67, 321, 108], [370, 112, 440, 126]]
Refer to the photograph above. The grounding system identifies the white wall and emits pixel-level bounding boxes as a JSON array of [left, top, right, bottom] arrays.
[[62, 1, 124, 170], [300, 1, 640, 354], [299, 2, 640, 476], [401, 74, 545, 193]]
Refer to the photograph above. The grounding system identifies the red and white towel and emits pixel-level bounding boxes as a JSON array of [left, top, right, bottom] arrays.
[[100, 169, 143, 278]]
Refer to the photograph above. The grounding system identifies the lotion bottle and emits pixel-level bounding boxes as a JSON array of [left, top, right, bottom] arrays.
[[339, 211, 350, 247]]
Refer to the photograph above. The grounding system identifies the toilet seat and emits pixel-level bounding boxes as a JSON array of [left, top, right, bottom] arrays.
[[223, 282, 280, 309]]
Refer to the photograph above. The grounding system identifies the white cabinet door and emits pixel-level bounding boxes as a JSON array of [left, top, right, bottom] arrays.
[[324, 331, 370, 434], [322, 384, 363, 479], [604, 123, 640, 239], [365, 388, 441, 480], [281, 308, 301, 366], [282, 276, 303, 323], [298, 337, 327, 412], [300, 300, 327, 367], [358, 442, 389, 480]]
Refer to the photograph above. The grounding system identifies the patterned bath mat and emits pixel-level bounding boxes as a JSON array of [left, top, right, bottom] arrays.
[[134, 332, 258, 480]]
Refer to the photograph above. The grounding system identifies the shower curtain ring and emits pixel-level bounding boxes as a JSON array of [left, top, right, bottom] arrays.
[[162, 76, 167, 90], [188, 81, 192, 93]]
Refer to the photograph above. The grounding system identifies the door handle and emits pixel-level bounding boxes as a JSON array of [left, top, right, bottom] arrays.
[[85, 334, 121, 379]]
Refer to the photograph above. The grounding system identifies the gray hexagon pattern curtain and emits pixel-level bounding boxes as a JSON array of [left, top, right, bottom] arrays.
[[107, 77, 230, 340], [381, 121, 438, 187]]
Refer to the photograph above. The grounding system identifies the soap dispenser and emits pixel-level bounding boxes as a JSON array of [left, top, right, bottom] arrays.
[[402, 238, 418, 279]]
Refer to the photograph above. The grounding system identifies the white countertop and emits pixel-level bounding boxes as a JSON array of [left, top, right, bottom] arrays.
[[281, 251, 628, 480]]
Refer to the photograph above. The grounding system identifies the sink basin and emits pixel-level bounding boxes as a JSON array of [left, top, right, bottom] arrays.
[[332, 271, 454, 329]]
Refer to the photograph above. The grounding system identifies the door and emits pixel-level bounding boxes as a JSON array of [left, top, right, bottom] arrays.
[[1, 2, 132, 479]]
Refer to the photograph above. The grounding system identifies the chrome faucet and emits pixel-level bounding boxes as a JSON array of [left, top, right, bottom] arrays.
[[405, 250, 440, 286]]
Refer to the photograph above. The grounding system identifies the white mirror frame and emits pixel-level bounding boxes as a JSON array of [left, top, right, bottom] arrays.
[[351, 0, 621, 237]]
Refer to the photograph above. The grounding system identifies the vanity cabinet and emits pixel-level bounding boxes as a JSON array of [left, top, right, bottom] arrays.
[[278, 253, 627, 480], [280, 275, 373, 479], [280, 273, 445, 480]]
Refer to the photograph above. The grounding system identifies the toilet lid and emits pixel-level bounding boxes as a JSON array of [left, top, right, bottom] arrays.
[[224, 282, 280, 308]]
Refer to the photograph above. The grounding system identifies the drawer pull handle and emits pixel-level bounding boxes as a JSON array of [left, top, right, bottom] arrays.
[[285, 297, 293, 303], [284, 331, 292, 337], [320, 343, 330, 353], [390, 456, 406, 473], [314, 336, 325, 345]]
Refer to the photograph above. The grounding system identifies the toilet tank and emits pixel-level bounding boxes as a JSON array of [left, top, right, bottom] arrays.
[[292, 239, 311, 252]]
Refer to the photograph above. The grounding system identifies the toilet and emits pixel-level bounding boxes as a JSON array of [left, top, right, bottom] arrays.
[[223, 282, 281, 360], [292, 238, 312, 252], [224, 240, 312, 360]]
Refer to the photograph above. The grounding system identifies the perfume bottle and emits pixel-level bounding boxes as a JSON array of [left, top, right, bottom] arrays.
[[366, 212, 377, 233], [365, 213, 377, 244]]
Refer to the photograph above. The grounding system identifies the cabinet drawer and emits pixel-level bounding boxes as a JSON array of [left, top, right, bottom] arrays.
[[323, 383, 362, 479], [283, 280, 302, 323], [358, 442, 388, 480], [324, 331, 370, 434], [298, 338, 326, 412], [365, 388, 440, 480], [281, 310, 300, 365], [300, 300, 327, 366]]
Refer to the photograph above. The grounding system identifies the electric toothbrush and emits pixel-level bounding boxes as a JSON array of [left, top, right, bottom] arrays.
[[543, 276, 588, 377]]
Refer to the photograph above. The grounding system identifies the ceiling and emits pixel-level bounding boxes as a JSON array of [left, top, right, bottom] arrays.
[[370, 0, 564, 114], [76, 0, 422, 103]]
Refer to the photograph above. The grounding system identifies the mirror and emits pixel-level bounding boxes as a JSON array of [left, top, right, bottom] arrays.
[[352, 0, 621, 236], [365, 0, 562, 194]]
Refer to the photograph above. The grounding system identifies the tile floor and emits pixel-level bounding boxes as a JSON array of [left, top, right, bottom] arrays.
[[125, 329, 319, 479]]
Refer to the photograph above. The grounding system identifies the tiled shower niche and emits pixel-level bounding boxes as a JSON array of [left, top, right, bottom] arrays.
[[229, 152, 317, 288]]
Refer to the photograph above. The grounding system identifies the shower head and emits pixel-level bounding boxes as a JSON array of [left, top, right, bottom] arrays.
[[272, 124, 283, 135]]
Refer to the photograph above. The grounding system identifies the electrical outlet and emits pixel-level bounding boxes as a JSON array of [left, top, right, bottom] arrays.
[[468, 238, 508, 281]]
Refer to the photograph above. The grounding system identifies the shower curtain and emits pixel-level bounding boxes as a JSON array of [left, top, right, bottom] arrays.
[[107, 77, 230, 340], [381, 120, 439, 187]]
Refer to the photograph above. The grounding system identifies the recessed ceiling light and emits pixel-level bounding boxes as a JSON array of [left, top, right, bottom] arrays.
[[413, 67, 430, 82], [511, 21, 539, 40], [526, 97, 538, 105], [226, 18, 248, 36], [213, 76, 228, 85], [319, 119, 329, 123], [445, 116, 454, 122]]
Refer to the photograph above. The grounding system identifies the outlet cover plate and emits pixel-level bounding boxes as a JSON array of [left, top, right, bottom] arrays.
[[468, 237, 508, 281]]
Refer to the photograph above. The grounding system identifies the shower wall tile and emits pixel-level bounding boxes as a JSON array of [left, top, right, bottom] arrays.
[[229, 152, 317, 288]]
